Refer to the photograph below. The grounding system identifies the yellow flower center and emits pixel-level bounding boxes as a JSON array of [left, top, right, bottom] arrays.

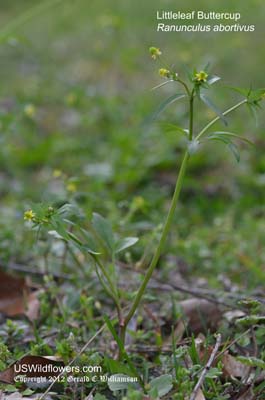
[[67, 183, 77, 193], [24, 104, 36, 118], [195, 71, 208, 82], [24, 210, 36, 221], [159, 68, 171, 78]]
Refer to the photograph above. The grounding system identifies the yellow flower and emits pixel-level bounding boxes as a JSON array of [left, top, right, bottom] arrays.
[[65, 93, 77, 106], [24, 209, 36, 221], [24, 104, 36, 118], [159, 68, 171, 78], [194, 70, 208, 83], [66, 182, 77, 193], [149, 46, 162, 60], [53, 169, 62, 178], [132, 196, 145, 209]]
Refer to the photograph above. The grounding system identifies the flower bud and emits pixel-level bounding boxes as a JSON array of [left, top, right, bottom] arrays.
[[149, 46, 162, 60]]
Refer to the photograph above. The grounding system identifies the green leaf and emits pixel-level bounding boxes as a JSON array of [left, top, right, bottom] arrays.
[[22, 388, 35, 396], [227, 86, 265, 102], [108, 374, 131, 392], [228, 141, 240, 162], [92, 213, 115, 254], [236, 315, 265, 326], [80, 227, 100, 253], [159, 122, 188, 136], [48, 230, 64, 240], [237, 356, 265, 369], [203, 61, 211, 71], [200, 93, 227, 125], [115, 237, 138, 254], [206, 134, 240, 162], [149, 374, 173, 397], [208, 132, 254, 146], [58, 203, 84, 219], [247, 88, 265, 102], [247, 103, 259, 127], [94, 394, 107, 400], [50, 217, 99, 255], [50, 218, 70, 241], [5, 385, 17, 393], [150, 93, 186, 120], [207, 75, 221, 85], [226, 86, 250, 97], [189, 336, 200, 365], [151, 80, 174, 91], [104, 316, 140, 381], [67, 231, 99, 255], [104, 356, 134, 376], [183, 65, 194, 82], [71, 240, 98, 256], [205, 367, 222, 379]]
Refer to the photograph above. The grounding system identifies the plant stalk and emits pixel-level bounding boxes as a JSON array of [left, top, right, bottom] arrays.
[[196, 99, 247, 140], [123, 150, 190, 328], [122, 89, 195, 336], [189, 91, 195, 140]]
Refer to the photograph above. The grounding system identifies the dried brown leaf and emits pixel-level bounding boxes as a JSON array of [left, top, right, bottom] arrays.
[[0, 270, 40, 320], [179, 298, 222, 334], [194, 389, 206, 400], [0, 355, 64, 384], [222, 352, 250, 379], [236, 386, 255, 400], [2, 393, 41, 400]]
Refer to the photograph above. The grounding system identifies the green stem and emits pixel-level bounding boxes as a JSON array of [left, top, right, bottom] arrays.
[[124, 150, 190, 327], [177, 79, 191, 97], [196, 99, 247, 141], [93, 255, 120, 305], [93, 255, 125, 334], [94, 262, 122, 321], [189, 90, 195, 140]]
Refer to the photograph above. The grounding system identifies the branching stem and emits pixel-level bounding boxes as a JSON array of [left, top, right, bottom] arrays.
[[196, 99, 247, 140]]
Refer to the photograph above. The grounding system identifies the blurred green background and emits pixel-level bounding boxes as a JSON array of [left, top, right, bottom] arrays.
[[0, 0, 265, 290]]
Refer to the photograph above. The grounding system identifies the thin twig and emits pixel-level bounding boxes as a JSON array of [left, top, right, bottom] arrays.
[[190, 333, 222, 400], [216, 329, 250, 360], [5, 260, 71, 280], [118, 262, 238, 309]]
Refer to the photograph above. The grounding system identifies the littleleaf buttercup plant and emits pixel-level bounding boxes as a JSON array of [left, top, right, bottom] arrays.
[[24, 47, 264, 370]]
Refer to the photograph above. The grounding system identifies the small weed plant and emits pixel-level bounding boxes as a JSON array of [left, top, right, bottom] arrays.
[[24, 48, 265, 397]]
